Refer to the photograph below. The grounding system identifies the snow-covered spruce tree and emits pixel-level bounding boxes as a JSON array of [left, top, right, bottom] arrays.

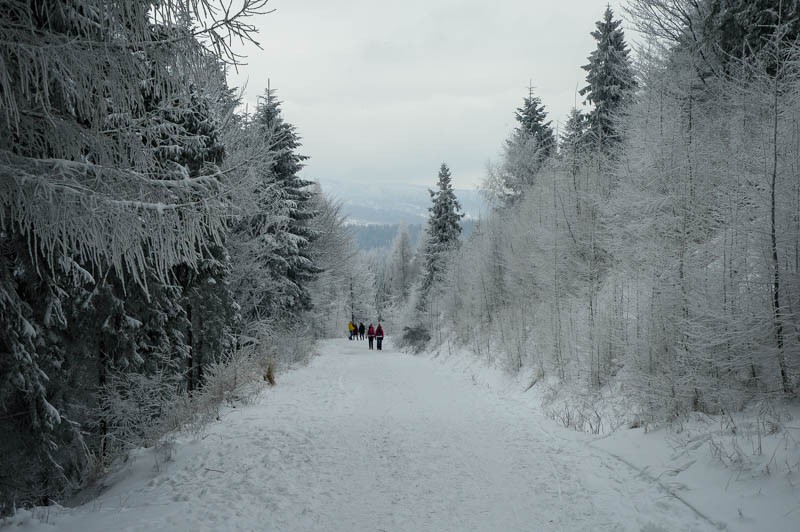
[[408, 163, 464, 346], [485, 90, 555, 206], [555, 7, 636, 387], [226, 116, 285, 333], [71, 269, 190, 455], [421, 164, 465, 295], [163, 82, 238, 392], [580, 6, 637, 153], [260, 88, 321, 318], [232, 88, 320, 327], [84, 52, 237, 463], [560, 107, 590, 163], [515, 91, 556, 156], [0, 0, 267, 513]]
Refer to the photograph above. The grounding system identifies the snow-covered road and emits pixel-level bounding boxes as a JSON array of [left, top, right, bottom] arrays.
[[16, 338, 720, 532]]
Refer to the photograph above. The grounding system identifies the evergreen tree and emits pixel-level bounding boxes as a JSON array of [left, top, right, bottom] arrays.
[[162, 83, 236, 392], [485, 90, 556, 206], [421, 164, 465, 296], [560, 107, 589, 155], [0, 0, 261, 511], [704, 0, 800, 74], [580, 6, 637, 151], [514, 91, 556, 158], [247, 88, 320, 321], [560, 107, 591, 191]]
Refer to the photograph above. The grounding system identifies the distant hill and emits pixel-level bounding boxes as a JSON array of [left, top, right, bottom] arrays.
[[348, 219, 478, 252], [319, 179, 485, 226], [350, 224, 424, 251]]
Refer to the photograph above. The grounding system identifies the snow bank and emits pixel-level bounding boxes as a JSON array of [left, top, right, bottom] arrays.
[[423, 339, 800, 532]]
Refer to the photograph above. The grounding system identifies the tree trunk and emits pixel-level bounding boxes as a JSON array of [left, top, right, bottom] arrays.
[[186, 303, 194, 393], [771, 69, 790, 394]]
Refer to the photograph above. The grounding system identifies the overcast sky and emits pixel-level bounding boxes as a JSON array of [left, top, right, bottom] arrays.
[[228, 0, 628, 190]]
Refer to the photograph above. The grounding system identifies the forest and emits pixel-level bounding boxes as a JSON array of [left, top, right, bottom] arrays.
[[1, 0, 799, 515], [0, 0, 366, 512], [400, 0, 800, 431]]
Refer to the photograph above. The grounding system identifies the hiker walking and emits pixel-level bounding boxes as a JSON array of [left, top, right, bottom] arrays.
[[358, 322, 366, 340], [376, 323, 385, 351], [347, 320, 356, 340], [367, 323, 375, 350]]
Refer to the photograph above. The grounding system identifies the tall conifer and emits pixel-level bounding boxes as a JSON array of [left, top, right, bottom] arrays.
[[514, 92, 556, 157], [580, 6, 637, 151], [421, 164, 464, 295], [249, 89, 320, 320]]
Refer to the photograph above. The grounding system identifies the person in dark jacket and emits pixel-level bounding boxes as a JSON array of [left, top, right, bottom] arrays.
[[376, 323, 384, 351], [358, 322, 366, 340], [367, 323, 375, 350]]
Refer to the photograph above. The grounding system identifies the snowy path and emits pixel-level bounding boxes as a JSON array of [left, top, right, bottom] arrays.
[[19, 339, 720, 532]]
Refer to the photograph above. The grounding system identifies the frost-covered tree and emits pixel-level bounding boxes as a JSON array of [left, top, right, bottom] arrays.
[[346, 256, 377, 324], [580, 6, 637, 151], [514, 91, 556, 157], [0, 1, 265, 285], [241, 88, 320, 322], [164, 84, 237, 392], [304, 187, 370, 338], [560, 107, 589, 157], [227, 119, 285, 329], [704, 0, 800, 72], [420, 163, 464, 299], [432, 0, 799, 428], [627, 0, 800, 72], [559, 107, 592, 207], [485, 91, 556, 205], [0, 0, 267, 513], [623, 0, 800, 402], [385, 223, 415, 303]]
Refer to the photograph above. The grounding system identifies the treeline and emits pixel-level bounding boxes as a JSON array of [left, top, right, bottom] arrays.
[[409, 3, 800, 424], [350, 219, 479, 252], [0, 0, 360, 512], [352, 223, 424, 251]]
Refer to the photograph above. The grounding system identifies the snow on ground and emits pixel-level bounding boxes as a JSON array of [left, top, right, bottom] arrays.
[[4, 338, 795, 531], [424, 342, 800, 532], [589, 423, 799, 531]]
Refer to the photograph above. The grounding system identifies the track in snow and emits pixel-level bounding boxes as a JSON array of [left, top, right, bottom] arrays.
[[35, 338, 720, 532]]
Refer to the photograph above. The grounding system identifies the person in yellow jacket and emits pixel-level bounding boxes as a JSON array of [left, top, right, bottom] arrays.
[[347, 320, 356, 340]]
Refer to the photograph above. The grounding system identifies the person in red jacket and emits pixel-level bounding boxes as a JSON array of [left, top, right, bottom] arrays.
[[375, 323, 385, 351], [367, 323, 375, 350]]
